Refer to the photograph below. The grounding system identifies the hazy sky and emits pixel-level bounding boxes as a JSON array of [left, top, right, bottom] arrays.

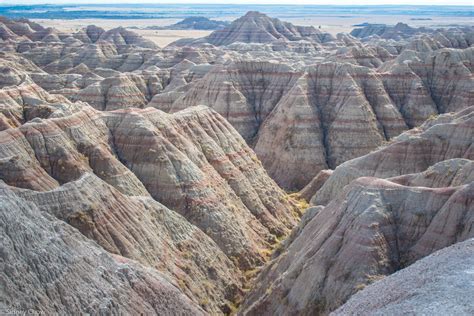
[[4, 0, 474, 5]]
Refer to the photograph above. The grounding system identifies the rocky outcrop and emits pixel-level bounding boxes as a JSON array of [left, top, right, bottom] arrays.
[[314, 106, 474, 205], [0, 102, 299, 256], [205, 11, 334, 46], [6, 173, 242, 313], [351, 23, 428, 40], [253, 62, 406, 189], [0, 72, 80, 131], [299, 169, 333, 201], [0, 185, 205, 315], [166, 60, 301, 141], [163, 46, 472, 190], [239, 107, 474, 315], [380, 47, 474, 118], [70, 71, 169, 110], [351, 22, 474, 46], [332, 239, 474, 315], [0, 76, 300, 312], [240, 171, 473, 315], [97, 26, 158, 49], [241, 107, 474, 315]]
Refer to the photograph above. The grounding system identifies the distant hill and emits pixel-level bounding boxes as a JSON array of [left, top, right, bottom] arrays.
[[138, 17, 230, 31], [206, 11, 334, 46]]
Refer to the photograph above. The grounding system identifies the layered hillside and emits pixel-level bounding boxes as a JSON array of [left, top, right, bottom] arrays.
[[0, 185, 206, 315], [240, 107, 474, 315], [0, 13, 473, 315], [205, 11, 334, 46], [0, 69, 300, 313], [1, 15, 471, 190], [164, 47, 473, 189], [314, 106, 474, 205], [351, 22, 474, 45], [144, 17, 230, 31]]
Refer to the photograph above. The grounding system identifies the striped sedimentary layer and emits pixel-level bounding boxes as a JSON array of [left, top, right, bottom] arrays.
[[241, 178, 473, 315], [205, 11, 335, 46], [239, 107, 474, 315], [0, 85, 299, 313], [2, 15, 473, 192], [314, 106, 474, 205], [0, 184, 206, 315], [167, 47, 473, 189]]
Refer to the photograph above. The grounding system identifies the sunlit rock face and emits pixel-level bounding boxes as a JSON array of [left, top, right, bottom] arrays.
[[167, 47, 472, 190], [0, 184, 206, 315]]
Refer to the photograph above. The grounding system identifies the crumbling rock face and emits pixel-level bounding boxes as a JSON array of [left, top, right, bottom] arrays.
[[166, 60, 300, 141], [7, 173, 242, 314], [167, 46, 472, 190], [239, 107, 474, 315], [314, 106, 474, 205], [0, 77, 299, 312], [380, 47, 474, 118], [332, 239, 474, 316], [0, 101, 298, 265], [70, 71, 169, 110], [0, 185, 205, 315], [0, 74, 81, 130], [240, 175, 473, 315]]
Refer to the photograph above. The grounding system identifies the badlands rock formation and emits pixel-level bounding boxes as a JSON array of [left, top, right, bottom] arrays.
[[166, 46, 473, 189], [240, 107, 474, 315], [352, 22, 474, 46], [0, 185, 205, 315], [314, 106, 474, 205], [351, 22, 431, 40], [0, 12, 473, 315], [1, 14, 472, 191], [333, 238, 474, 315], [205, 11, 334, 46], [0, 51, 300, 312]]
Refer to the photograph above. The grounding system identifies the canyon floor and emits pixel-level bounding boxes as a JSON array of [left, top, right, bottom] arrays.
[[0, 7, 473, 316]]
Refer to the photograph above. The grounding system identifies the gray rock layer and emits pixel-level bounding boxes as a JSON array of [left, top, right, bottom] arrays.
[[332, 238, 474, 316]]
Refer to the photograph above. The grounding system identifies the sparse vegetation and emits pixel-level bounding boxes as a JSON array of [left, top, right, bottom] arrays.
[[288, 192, 310, 217]]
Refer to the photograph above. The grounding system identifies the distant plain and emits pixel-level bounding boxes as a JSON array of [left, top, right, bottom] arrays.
[[4, 4, 473, 46]]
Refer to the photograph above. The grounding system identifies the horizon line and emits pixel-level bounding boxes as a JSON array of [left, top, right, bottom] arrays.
[[3, 3, 474, 7]]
